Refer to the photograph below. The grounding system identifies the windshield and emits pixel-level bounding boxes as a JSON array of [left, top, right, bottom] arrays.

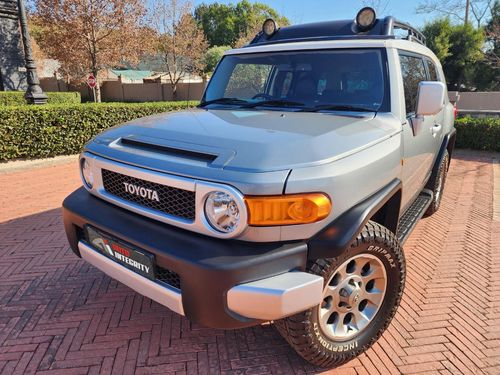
[[202, 49, 389, 112]]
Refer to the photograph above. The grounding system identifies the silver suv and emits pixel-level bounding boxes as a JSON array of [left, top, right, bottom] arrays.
[[63, 8, 456, 368]]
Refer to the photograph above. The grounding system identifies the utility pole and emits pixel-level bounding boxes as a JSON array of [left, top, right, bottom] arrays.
[[465, 0, 471, 24], [17, 0, 47, 104]]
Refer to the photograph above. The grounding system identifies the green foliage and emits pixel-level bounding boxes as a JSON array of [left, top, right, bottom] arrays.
[[455, 117, 500, 152], [478, 0, 500, 90], [194, 0, 289, 47], [447, 23, 485, 87], [0, 101, 197, 161], [423, 19, 486, 90], [0, 91, 81, 106], [203, 45, 231, 75], [422, 18, 453, 61]]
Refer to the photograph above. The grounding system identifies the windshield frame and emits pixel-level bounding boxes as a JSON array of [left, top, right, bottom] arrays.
[[201, 47, 391, 113]]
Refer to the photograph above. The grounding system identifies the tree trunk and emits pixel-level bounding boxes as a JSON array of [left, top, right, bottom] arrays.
[[95, 83, 102, 102], [465, 0, 470, 24], [172, 83, 178, 101], [92, 69, 101, 103]]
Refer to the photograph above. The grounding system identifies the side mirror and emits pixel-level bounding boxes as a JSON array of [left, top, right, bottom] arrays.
[[411, 81, 446, 136]]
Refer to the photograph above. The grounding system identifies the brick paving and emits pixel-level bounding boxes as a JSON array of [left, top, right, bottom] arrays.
[[0, 150, 499, 375]]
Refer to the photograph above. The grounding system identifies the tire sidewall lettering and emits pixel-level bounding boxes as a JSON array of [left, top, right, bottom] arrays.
[[313, 322, 359, 352], [367, 245, 397, 269]]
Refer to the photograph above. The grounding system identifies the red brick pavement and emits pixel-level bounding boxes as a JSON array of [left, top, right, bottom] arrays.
[[0, 150, 499, 374]]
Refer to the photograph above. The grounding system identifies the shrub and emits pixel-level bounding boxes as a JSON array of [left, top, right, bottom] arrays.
[[455, 117, 500, 152], [0, 91, 81, 106], [0, 104, 497, 161], [0, 101, 198, 161]]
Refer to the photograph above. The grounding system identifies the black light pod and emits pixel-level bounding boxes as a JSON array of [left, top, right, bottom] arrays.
[[262, 18, 278, 38], [356, 7, 377, 31]]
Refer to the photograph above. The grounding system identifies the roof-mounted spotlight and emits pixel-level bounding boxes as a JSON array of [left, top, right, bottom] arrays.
[[262, 18, 278, 38], [356, 7, 377, 31]]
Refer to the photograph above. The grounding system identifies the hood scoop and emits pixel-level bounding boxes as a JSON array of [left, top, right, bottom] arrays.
[[120, 138, 218, 164], [109, 135, 234, 169]]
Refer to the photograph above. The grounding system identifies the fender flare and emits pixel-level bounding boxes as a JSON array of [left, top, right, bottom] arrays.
[[307, 179, 402, 260], [427, 129, 457, 189]]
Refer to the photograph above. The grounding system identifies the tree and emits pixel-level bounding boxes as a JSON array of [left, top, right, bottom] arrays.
[[423, 19, 485, 89], [233, 1, 290, 48], [151, 0, 208, 99], [422, 18, 454, 61], [485, 0, 499, 66], [416, 0, 493, 27], [194, 1, 289, 47], [447, 23, 485, 88], [202, 45, 231, 77], [474, 0, 500, 90], [31, 0, 152, 102], [194, 3, 238, 47]]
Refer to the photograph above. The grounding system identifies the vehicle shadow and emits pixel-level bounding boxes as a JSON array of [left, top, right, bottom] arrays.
[[0, 208, 326, 374]]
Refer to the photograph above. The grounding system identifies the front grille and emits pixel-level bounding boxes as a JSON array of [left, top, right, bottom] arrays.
[[101, 169, 196, 221], [155, 266, 181, 290]]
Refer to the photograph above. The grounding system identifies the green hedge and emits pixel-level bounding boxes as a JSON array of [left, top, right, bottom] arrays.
[[0, 104, 497, 161], [0, 91, 81, 106], [455, 117, 500, 152], [0, 101, 197, 161]]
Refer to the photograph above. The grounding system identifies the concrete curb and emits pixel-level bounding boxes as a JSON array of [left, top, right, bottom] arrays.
[[0, 155, 78, 174]]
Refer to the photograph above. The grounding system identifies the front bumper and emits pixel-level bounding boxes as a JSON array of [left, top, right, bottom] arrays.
[[63, 187, 323, 329]]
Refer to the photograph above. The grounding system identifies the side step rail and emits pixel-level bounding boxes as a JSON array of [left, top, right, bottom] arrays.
[[396, 189, 433, 244]]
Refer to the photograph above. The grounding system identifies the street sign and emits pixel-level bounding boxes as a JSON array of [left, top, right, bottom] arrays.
[[87, 74, 96, 88]]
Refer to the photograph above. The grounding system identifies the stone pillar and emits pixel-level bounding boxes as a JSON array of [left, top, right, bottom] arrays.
[[0, 0, 27, 91]]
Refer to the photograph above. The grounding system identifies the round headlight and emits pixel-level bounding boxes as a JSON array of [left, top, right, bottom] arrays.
[[204, 191, 240, 233], [80, 157, 93, 189], [356, 7, 377, 31], [262, 18, 278, 37]]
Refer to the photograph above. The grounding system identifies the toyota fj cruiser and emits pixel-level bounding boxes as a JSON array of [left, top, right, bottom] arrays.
[[63, 8, 456, 367]]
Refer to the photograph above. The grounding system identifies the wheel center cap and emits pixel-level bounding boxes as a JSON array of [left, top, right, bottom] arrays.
[[338, 277, 362, 310]]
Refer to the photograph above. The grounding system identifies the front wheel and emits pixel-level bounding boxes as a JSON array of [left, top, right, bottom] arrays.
[[275, 221, 405, 368]]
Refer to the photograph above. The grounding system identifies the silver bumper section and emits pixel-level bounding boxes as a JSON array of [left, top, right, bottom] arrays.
[[78, 241, 185, 315], [79, 241, 323, 322], [227, 272, 324, 320]]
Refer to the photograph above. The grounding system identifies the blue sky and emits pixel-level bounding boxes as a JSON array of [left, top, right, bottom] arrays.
[[192, 0, 436, 28]]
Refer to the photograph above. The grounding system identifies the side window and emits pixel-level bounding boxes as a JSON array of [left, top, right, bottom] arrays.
[[399, 54, 427, 115], [427, 60, 439, 81]]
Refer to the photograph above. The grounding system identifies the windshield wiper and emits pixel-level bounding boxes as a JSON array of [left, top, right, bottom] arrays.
[[242, 99, 306, 109], [199, 97, 249, 107], [302, 104, 376, 113]]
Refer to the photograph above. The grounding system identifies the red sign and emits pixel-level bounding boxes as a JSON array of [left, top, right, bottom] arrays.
[[87, 74, 97, 88]]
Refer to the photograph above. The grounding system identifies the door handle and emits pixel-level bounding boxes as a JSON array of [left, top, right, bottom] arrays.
[[431, 123, 442, 136]]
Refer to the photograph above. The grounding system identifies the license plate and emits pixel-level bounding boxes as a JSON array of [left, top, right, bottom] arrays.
[[85, 226, 155, 280]]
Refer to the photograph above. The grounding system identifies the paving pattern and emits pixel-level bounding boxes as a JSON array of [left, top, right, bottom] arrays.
[[0, 150, 499, 375]]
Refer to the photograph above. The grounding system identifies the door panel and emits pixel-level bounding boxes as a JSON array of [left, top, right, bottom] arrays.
[[399, 53, 437, 211]]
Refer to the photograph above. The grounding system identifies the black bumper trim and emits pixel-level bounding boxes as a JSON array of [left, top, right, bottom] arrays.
[[63, 187, 308, 329]]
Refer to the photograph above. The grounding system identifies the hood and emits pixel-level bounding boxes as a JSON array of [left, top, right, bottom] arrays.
[[89, 108, 400, 173]]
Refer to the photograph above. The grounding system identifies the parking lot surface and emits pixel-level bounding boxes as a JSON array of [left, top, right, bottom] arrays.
[[0, 150, 499, 374]]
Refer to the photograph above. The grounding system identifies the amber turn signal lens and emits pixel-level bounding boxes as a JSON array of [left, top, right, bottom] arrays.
[[244, 193, 331, 226]]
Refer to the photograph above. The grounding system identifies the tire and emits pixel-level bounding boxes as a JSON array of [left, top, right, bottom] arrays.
[[274, 221, 405, 368], [424, 150, 449, 217]]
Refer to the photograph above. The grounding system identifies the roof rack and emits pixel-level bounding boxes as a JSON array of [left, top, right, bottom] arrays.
[[247, 14, 427, 47], [384, 17, 426, 46]]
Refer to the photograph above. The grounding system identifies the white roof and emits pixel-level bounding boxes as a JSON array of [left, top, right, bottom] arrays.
[[225, 39, 441, 67]]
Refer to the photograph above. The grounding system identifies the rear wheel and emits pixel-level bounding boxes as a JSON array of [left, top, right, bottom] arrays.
[[275, 221, 405, 368], [424, 150, 449, 217]]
